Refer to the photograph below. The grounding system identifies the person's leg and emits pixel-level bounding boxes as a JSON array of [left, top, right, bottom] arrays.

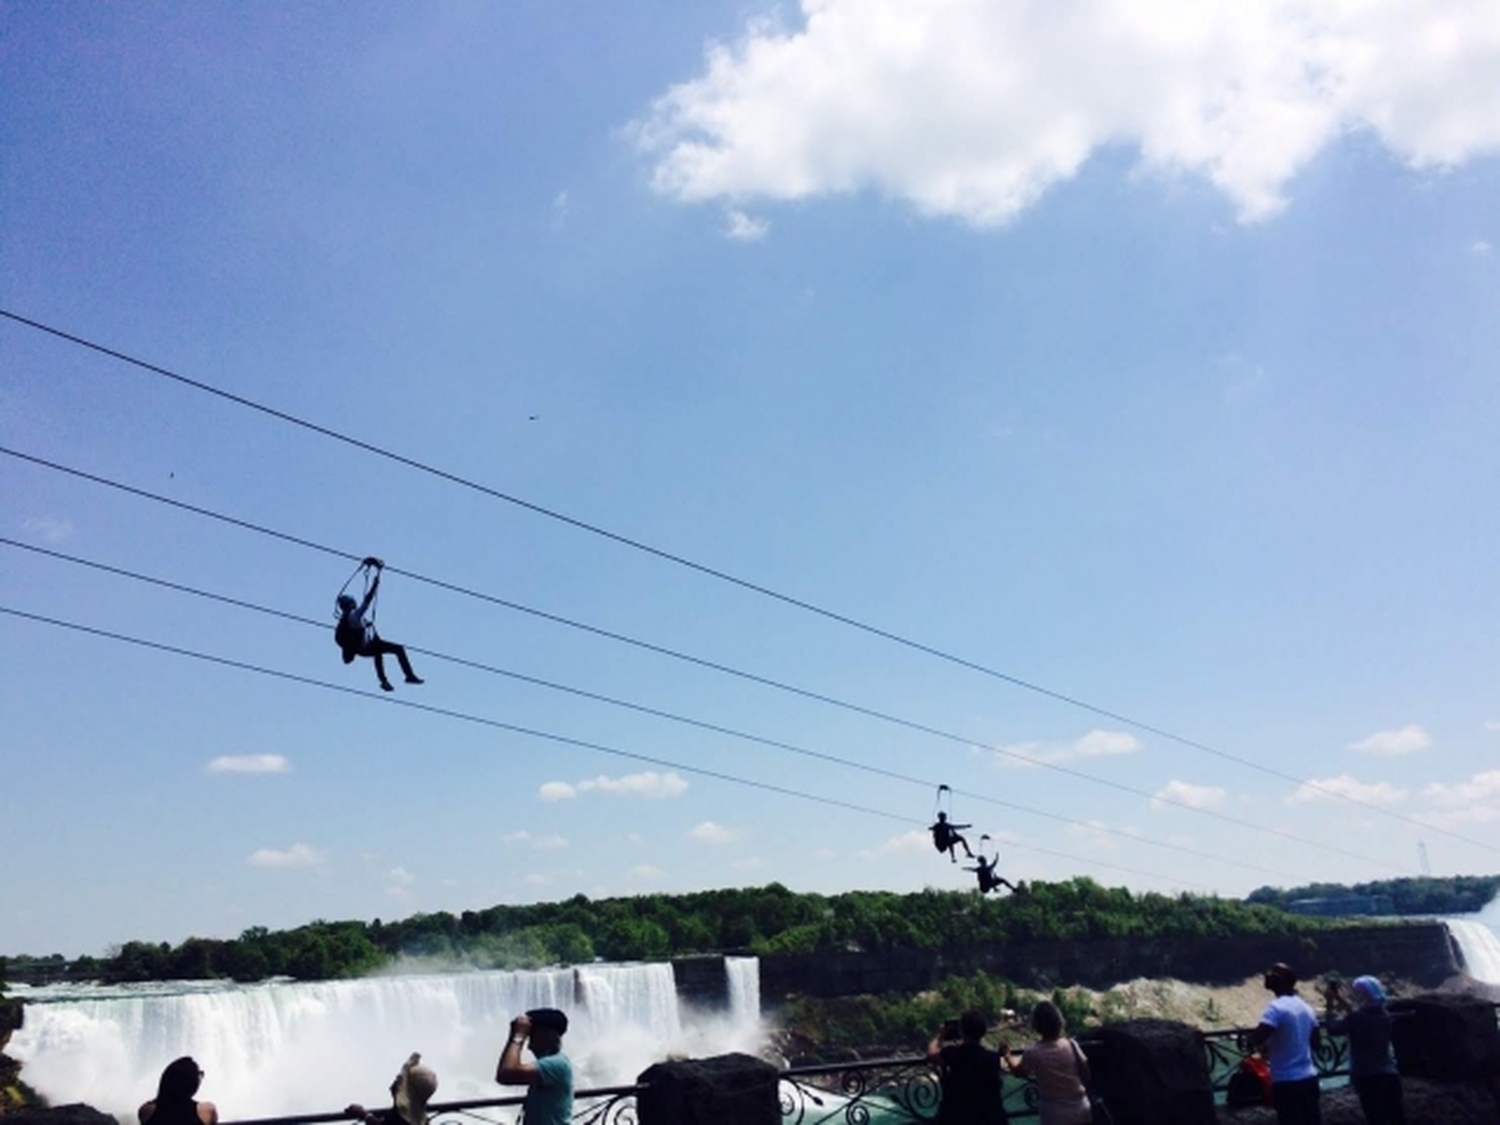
[[370, 648, 394, 690], [1357, 1075, 1402, 1125], [1271, 1079, 1320, 1125], [389, 641, 422, 683]]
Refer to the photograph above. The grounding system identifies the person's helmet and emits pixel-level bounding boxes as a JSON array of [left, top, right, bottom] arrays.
[[337, 594, 358, 611]]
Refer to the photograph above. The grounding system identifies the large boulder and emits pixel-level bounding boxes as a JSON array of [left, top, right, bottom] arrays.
[[637, 1053, 781, 1125], [1081, 1018, 1216, 1125], [1389, 993, 1500, 1080]]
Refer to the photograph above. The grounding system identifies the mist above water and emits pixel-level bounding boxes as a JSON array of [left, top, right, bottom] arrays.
[[10, 958, 764, 1121]]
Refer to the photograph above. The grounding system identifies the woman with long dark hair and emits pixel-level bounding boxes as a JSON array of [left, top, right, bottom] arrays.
[[139, 1057, 217, 1125]]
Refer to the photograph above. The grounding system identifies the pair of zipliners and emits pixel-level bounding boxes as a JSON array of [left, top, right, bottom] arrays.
[[929, 785, 1019, 896]]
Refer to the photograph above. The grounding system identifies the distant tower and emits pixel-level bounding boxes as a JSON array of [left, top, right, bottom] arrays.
[[1419, 840, 1432, 877]]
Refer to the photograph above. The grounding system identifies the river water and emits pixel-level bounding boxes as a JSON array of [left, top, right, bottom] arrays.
[[9, 957, 764, 1120]]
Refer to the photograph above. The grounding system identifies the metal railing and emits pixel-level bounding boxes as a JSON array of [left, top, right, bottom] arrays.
[[216, 1005, 1500, 1125], [780, 1057, 1036, 1123], [223, 1084, 643, 1125]]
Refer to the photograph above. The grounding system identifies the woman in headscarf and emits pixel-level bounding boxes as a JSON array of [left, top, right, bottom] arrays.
[[139, 1057, 217, 1125], [1324, 975, 1405, 1125]]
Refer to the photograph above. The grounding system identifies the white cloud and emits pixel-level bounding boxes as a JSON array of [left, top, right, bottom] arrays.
[[576, 771, 689, 799], [208, 754, 290, 775], [1473, 240, 1494, 256], [247, 843, 324, 869], [859, 829, 931, 859], [997, 729, 1140, 766], [628, 864, 665, 881], [501, 830, 569, 851], [552, 191, 570, 228], [1484, 720, 1500, 733], [1287, 775, 1409, 805], [1348, 724, 1432, 756], [688, 820, 736, 844], [539, 781, 577, 801], [733, 855, 765, 870], [1423, 769, 1500, 806], [724, 209, 770, 241], [635, 2, 1500, 227], [1071, 729, 1142, 758], [1151, 780, 1227, 810], [22, 515, 75, 544], [386, 866, 415, 893], [524, 873, 553, 886]]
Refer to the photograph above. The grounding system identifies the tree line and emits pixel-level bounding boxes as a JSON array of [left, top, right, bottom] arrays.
[[1245, 875, 1500, 916], [6, 878, 1346, 985]]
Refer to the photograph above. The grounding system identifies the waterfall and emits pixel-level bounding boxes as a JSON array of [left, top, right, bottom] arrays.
[[10, 960, 763, 1121], [1447, 918, 1500, 985], [726, 956, 760, 1023]]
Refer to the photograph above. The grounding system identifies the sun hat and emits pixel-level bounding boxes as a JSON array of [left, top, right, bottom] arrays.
[[391, 1053, 438, 1125]]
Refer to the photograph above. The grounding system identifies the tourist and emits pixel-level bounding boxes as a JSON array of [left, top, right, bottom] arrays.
[[1007, 1001, 1093, 1125], [1249, 962, 1322, 1125], [139, 1057, 217, 1125], [334, 559, 423, 692], [345, 1053, 439, 1125], [926, 1009, 1009, 1124], [1323, 975, 1404, 1125], [496, 1007, 573, 1125], [929, 812, 975, 863]]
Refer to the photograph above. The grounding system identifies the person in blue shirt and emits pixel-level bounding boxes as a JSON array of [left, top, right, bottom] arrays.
[[1250, 963, 1322, 1125], [1323, 976, 1404, 1125], [496, 1007, 573, 1125]]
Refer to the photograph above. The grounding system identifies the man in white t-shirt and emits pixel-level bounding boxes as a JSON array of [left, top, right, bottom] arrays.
[[1250, 962, 1322, 1125]]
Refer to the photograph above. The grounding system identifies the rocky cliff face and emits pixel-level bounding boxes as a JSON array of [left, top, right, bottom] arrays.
[[759, 921, 1459, 1001], [2, 985, 43, 1114]]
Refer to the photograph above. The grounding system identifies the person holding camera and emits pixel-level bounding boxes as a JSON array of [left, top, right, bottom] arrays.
[[1323, 976, 1404, 1125], [926, 1010, 1009, 1125], [496, 1008, 573, 1125]]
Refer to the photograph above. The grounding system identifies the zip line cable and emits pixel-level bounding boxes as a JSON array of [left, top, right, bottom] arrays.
[[1, 443, 1478, 862], [0, 603, 1215, 892], [1, 535, 1311, 883], [0, 309, 1441, 822]]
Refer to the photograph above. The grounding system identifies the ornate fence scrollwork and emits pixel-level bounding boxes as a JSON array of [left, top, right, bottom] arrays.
[[781, 1059, 941, 1125], [780, 1057, 1033, 1125]]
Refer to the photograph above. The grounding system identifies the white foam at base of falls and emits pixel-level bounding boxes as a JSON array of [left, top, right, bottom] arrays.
[[10, 960, 764, 1121], [1447, 916, 1500, 986]]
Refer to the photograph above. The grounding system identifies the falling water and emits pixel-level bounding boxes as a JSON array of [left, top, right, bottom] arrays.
[[726, 956, 760, 1023], [1447, 917, 1500, 986], [10, 960, 764, 1121]]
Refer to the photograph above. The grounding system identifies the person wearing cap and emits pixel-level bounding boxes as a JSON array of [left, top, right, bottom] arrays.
[[345, 1053, 438, 1125], [1323, 975, 1404, 1125], [1249, 963, 1323, 1125], [334, 559, 423, 692], [139, 1056, 217, 1125], [496, 1008, 573, 1125]]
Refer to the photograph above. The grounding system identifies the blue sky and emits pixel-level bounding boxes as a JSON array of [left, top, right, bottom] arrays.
[[3, 2, 1500, 957]]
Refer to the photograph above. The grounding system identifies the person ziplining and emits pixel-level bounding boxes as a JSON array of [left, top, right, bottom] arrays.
[[335, 557, 424, 692], [966, 836, 1018, 895], [929, 785, 975, 863]]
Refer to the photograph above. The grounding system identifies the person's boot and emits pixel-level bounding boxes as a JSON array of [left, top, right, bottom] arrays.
[[380, 679, 395, 692], [405, 674, 424, 685]]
